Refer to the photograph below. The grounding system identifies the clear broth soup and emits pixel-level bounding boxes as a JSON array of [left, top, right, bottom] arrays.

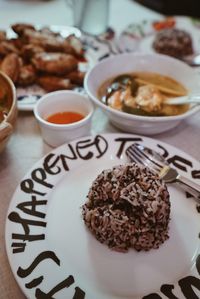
[[98, 72, 189, 117]]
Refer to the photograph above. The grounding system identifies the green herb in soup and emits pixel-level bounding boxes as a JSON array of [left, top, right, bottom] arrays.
[[0, 76, 12, 122], [98, 72, 189, 116]]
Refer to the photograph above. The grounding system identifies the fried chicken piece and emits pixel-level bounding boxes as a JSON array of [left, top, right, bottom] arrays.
[[37, 75, 74, 92], [13, 24, 85, 57], [32, 52, 78, 75], [0, 110, 4, 122], [11, 23, 36, 36], [39, 27, 60, 38], [0, 30, 6, 41], [9, 38, 25, 50], [67, 70, 85, 86], [0, 53, 21, 83], [21, 44, 44, 62], [22, 28, 53, 43], [0, 41, 20, 57], [17, 64, 36, 86], [66, 35, 85, 58], [2, 23, 86, 92], [22, 29, 80, 56]]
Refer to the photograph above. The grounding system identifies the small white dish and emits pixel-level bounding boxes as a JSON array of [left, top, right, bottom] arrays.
[[117, 16, 200, 58], [84, 52, 200, 135], [34, 90, 94, 147]]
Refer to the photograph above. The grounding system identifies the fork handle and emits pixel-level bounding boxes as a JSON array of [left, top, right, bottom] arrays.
[[176, 174, 200, 202]]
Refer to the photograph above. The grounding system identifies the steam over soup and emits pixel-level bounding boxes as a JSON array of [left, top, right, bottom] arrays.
[[98, 72, 189, 116]]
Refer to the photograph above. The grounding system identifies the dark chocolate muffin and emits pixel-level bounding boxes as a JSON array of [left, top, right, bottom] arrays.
[[152, 28, 193, 58], [82, 163, 171, 252]]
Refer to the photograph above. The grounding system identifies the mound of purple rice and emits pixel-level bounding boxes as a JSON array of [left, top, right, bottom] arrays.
[[82, 163, 171, 252], [152, 28, 193, 58]]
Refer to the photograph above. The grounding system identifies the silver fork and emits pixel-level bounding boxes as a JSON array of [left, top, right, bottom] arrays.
[[126, 143, 200, 202]]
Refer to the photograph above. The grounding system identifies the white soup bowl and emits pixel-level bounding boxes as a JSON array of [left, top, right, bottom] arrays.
[[84, 53, 200, 135]]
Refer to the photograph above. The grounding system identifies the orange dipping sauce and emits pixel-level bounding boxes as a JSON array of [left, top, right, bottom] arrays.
[[46, 111, 84, 125]]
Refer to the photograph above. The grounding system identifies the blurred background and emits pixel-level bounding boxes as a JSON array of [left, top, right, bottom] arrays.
[[134, 0, 200, 18]]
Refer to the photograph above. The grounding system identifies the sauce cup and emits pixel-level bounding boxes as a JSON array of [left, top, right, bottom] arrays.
[[34, 90, 94, 147]]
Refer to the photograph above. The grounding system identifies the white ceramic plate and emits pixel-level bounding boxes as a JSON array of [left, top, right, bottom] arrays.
[[118, 16, 200, 58], [5, 133, 200, 299], [6, 25, 113, 111]]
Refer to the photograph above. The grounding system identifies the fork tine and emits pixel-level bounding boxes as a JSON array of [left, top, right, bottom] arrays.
[[135, 144, 166, 168], [126, 147, 160, 173], [126, 144, 162, 174], [134, 144, 164, 169], [126, 146, 147, 166]]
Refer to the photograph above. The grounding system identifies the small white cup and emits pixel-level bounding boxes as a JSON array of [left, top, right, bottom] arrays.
[[34, 90, 94, 147]]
